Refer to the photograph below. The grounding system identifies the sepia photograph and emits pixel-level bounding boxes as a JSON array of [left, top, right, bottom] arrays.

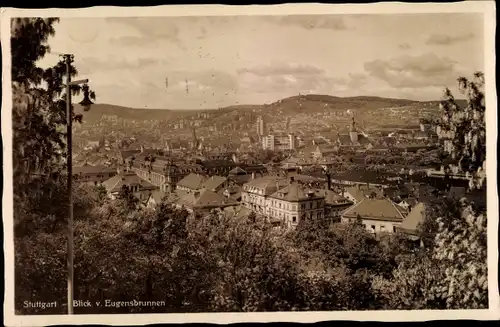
[[1, 2, 498, 326]]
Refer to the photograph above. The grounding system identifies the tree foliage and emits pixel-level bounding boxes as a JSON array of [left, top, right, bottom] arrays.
[[373, 73, 489, 310], [12, 17, 488, 314], [12, 18, 96, 195], [437, 72, 486, 189]]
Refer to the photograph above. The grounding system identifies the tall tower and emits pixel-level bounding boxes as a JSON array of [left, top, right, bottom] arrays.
[[349, 116, 358, 143], [257, 116, 266, 140]]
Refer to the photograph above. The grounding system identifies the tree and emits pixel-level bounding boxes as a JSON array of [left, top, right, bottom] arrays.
[[116, 185, 140, 212], [12, 18, 97, 194], [437, 71, 486, 189], [374, 73, 489, 310], [12, 18, 98, 313], [430, 201, 487, 309]]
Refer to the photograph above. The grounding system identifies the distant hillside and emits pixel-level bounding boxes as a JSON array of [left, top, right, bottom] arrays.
[[74, 95, 464, 124], [73, 103, 191, 124], [263, 94, 422, 114]]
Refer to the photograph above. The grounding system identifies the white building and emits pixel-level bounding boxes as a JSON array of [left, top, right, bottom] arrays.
[[256, 116, 266, 138], [242, 176, 331, 228], [341, 198, 406, 234], [267, 182, 325, 228], [241, 176, 288, 215], [262, 133, 297, 151]]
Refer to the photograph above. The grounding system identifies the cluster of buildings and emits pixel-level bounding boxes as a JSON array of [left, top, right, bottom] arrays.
[[69, 113, 466, 245], [240, 173, 430, 239], [73, 145, 439, 244]]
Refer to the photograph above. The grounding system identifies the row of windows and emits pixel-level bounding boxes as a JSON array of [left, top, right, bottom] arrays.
[[364, 224, 397, 233], [243, 194, 327, 212], [243, 186, 265, 195], [270, 210, 324, 224]]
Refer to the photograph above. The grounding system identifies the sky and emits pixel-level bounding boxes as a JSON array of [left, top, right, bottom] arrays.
[[37, 13, 485, 109]]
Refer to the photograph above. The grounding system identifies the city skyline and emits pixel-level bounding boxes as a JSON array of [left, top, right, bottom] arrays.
[[37, 13, 484, 110]]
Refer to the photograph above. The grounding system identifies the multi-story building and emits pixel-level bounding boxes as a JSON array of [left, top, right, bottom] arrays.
[[341, 198, 406, 234], [256, 116, 266, 139], [267, 182, 325, 229], [242, 176, 337, 228], [131, 154, 203, 192], [262, 133, 297, 151], [102, 171, 157, 201], [241, 176, 288, 215]]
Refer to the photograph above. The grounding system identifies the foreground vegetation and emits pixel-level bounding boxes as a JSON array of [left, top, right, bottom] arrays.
[[12, 18, 488, 314]]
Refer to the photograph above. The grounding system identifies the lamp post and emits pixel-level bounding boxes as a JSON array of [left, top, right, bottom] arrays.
[[64, 54, 93, 315]]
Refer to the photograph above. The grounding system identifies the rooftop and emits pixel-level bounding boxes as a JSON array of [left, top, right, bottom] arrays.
[[178, 189, 238, 209], [176, 173, 207, 190], [102, 171, 156, 193], [73, 165, 117, 175], [399, 202, 427, 235], [201, 175, 227, 191], [269, 183, 323, 202], [342, 198, 405, 222]]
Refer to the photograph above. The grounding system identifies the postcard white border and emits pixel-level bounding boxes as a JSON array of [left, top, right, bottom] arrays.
[[2, 2, 498, 326]]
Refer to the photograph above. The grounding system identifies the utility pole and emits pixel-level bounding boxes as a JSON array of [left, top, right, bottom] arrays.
[[64, 54, 91, 315], [65, 54, 74, 315]]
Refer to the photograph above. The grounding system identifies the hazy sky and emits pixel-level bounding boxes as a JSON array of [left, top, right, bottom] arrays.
[[38, 13, 484, 109]]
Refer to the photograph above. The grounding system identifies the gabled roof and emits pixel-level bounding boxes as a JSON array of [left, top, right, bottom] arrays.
[[102, 171, 156, 193], [269, 183, 323, 202], [176, 173, 207, 190], [244, 176, 288, 196], [201, 175, 227, 191], [345, 185, 383, 202], [178, 189, 238, 209], [342, 198, 405, 222], [399, 202, 426, 234]]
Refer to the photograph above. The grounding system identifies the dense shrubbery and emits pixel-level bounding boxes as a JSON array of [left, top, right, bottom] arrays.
[[12, 18, 488, 314]]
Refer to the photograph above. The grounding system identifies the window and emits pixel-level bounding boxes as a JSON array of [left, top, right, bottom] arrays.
[[380, 225, 386, 232], [393, 226, 396, 233], [371, 225, 376, 231], [292, 216, 297, 223]]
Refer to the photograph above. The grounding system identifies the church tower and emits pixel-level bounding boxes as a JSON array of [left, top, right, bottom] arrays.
[[349, 116, 358, 143]]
